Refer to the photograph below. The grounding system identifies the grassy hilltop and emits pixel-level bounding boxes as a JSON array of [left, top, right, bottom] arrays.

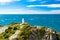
[[0, 22, 60, 40]]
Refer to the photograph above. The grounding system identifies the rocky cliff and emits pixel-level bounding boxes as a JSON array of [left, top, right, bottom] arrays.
[[0, 22, 60, 40]]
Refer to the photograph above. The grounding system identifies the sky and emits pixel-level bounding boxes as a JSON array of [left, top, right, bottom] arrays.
[[0, 0, 60, 14]]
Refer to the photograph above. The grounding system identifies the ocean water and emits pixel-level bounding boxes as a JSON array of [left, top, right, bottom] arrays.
[[0, 14, 60, 32]]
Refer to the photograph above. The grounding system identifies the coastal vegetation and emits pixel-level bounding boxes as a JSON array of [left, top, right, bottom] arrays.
[[57, 33, 60, 40], [0, 22, 60, 40]]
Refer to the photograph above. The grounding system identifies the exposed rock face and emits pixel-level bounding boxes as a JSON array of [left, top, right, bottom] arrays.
[[0, 23, 59, 40], [28, 28, 38, 40], [9, 23, 57, 40], [0, 27, 8, 33], [27, 27, 57, 40], [9, 30, 20, 40]]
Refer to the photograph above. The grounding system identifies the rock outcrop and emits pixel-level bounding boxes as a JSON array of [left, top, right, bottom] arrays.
[[0, 23, 60, 40]]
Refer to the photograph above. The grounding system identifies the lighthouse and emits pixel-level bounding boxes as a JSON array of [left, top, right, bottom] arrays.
[[22, 18, 24, 24]]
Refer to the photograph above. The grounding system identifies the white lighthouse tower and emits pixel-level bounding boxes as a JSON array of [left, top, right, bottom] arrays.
[[22, 18, 24, 24]]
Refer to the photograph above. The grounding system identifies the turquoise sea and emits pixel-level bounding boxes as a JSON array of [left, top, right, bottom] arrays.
[[0, 14, 60, 32]]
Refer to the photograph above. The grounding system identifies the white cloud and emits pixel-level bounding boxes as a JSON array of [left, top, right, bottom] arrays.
[[0, 0, 20, 5], [27, 4, 60, 8], [40, 1, 48, 4], [0, 8, 60, 14], [0, 0, 20, 2]]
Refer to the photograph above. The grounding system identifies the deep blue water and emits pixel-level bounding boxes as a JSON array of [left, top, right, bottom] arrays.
[[0, 14, 60, 32]]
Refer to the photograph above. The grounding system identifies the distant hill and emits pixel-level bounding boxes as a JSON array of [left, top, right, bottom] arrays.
[[0, 22, 60, 40]]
